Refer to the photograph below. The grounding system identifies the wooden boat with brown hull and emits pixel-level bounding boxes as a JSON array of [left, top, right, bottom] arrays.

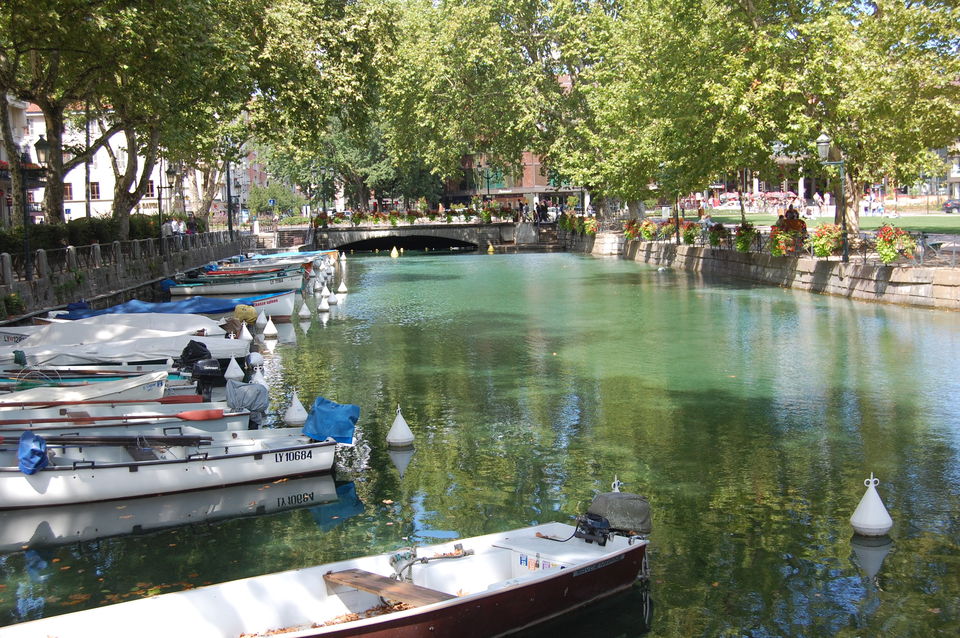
[[0, 492, 652, 638]]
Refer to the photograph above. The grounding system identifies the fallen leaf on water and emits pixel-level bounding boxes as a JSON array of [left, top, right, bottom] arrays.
[[711, 582, 718, 587], [60, 566, 72, 571], [382, 499, 394, 505], [386, 522, 394, 526], [52, 558, 61, 563], [928, 608, 941, 614]]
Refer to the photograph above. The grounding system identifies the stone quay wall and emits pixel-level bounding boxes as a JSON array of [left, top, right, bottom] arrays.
[[0, 231, 252, 321], [562, 231, 960, 311]]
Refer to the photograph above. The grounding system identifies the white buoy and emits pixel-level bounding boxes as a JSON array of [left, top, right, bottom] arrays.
[[313, 277, 323, 293], [251, 368, 269, 388], [320, 284, 330, 298], [337, 279, 348, 294], [255, 311, 267, 331], [327, 291, 339, 305], [263, 316, 278, 338], [850, 473, 893, 536], [224, 358, 244, 381], [388, 448, 415, 478], [247, 352, 264, 367], [318, 295, 330, 312], [611, 476, 624, 492], [284, 391, 308, 426], [340, 251, 346, 260], [298, 302, 311, 319], [390, 246, 399, 257], [386, 404, 415, 449], [239, 323, 253, 341]]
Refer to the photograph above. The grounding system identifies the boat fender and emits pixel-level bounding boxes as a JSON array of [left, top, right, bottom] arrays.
[[17, 431, 49, 475]]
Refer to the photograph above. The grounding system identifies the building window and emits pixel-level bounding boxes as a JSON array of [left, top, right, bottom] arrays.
[[63, 183, 73, 200], [89, 182, 101, 200], [147, 180, 155, 198]]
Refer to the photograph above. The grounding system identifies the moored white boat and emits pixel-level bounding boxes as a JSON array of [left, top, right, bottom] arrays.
[[52, 290, 298, 323], [0, 472, 341, 552], [0, 428, 339, 508], [169, 272, 304, 296], [0, 515, 650, 638], [0, 371, 168, 408]]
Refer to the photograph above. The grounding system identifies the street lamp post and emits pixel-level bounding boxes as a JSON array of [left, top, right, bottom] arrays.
[[225, 159, 234, 240], [157, 161, 178, 257], [482, 163, 492, 202], [816, 133, 848, 263]]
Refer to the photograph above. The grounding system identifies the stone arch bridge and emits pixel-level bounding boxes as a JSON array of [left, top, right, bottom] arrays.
[[311, 222, 524, 252]]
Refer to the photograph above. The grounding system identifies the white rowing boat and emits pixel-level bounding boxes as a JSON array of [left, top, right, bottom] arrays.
[[0, 371, 168, 409], [169, 272, 305, 296], [0, 428, 339, 508]]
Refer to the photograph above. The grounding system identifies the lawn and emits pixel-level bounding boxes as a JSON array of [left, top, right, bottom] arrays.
[[699, 212, 960, 235]]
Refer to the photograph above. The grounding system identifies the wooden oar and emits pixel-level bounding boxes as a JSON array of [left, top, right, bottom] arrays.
[[0, 434, 213, 447], [0, 409, 226, 426], [0, 395, 203, 408]]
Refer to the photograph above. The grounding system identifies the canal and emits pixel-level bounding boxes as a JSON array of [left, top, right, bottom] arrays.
[[1, 252, 958, 636]]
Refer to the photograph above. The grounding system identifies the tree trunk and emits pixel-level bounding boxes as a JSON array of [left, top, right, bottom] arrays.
[[109, 127, 160, 240], [39, 102, 66, 224], [0, 106, 28, 230]]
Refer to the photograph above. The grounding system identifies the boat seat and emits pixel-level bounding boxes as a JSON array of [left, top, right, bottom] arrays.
[[125, 446, 159, 461], [323, 569, 456, 607]]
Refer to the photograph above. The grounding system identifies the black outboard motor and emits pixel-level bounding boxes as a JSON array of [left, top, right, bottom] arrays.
[[179, 340, 212, 371], [192, 359, 222, 401], [576, 490, 653, 546]]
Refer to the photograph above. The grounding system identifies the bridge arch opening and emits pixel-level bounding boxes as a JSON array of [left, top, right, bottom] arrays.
[[336, 235, 477, 253]]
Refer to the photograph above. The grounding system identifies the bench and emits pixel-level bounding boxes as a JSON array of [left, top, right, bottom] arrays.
[[323, 569, 456, 607]]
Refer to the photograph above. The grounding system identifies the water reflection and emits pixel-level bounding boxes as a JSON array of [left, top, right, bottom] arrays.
[[1, 253, 958, 636]]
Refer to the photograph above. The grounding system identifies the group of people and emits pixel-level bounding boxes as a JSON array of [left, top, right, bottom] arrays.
[[774, 206, 808, 234], [161, 214, 199, 237]]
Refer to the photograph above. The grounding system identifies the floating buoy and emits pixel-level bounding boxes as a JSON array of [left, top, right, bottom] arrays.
[[375, 248, 379, 254], [320, 284, 330, 298], [386, 404, 415, 449], [263, 316, 278, 338], [389, 448, 415, 478], [255, 311, 267, 331], [611, 475, 624, 492], [337, 280, 348, 294], [239, 323, 253, 341], [657, 267, 666, 272], [246, 352, 264, 367], [298, 302, 311, 319], [850, 473, 893, 536], [400, 247, 404, 254], [224, 358, 244, 381], [318, 295, 330, 312], [251, 367, 269, 387], [284, 391, 308, 425], [340, 251, 346, 260], [327, 291, 339, 305], [487, 243, 495, 254], [390, 246, 399, 258], [313, 277, 323, 293]]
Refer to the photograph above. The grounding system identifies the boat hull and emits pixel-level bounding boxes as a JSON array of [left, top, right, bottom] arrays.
[[0, 522, 649, 638], [0, 435, 337, 508], [170, 273, 304, 296]]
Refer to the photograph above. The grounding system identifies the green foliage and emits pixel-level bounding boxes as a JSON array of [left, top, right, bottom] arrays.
[[708, 223, 728, 247], [2, 293, 24, 317], [734, 222, 757, 253], [681, 221, 698, 245], [806, 224, 844, 257], [769, 228, 803, 257], [875, 225, 917, 264], [248, 183, 306, 217]]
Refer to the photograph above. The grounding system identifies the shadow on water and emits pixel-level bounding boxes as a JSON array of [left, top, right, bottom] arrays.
[[516, 583, 653, 637]]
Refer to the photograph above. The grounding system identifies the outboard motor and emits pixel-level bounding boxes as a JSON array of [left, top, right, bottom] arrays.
[[179, 340, 212, 371], [576, 490, 652, 546], [192, 359, 223, 401]]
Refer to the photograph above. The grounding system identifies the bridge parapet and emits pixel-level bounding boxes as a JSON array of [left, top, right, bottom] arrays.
[[314, 222, 516, 251]]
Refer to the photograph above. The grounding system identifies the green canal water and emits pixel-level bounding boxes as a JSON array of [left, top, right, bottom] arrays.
[[1, 252, 959, 636]]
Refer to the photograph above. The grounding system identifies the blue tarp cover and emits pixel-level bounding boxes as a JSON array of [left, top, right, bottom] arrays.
[[18, 431, 49, 475], [302, 396, 359, 444], [59, 291, 291, 320]]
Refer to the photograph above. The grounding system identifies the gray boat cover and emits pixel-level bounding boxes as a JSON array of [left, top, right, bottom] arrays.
[[225, 379, 269, 428], [587, 492, 653, 535]]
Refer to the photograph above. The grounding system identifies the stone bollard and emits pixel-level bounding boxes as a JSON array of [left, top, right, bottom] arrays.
[[34, 249, 48, 279], [66, 246, 77, 271], [93, 243, 102, 267]]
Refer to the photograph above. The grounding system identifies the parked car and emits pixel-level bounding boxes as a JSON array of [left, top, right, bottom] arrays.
[[943, 199, 960, 214]]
